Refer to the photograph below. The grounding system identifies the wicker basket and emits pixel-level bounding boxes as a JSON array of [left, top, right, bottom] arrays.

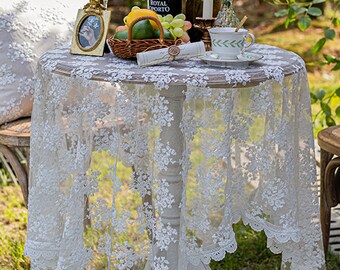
[[108, 16, 180, 59]]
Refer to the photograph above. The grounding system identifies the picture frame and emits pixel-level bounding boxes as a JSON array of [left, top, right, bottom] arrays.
[[71, 0, 111, 56]]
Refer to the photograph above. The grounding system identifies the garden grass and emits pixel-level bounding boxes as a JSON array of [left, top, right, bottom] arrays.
[[1, 174, 340, 269], [0, 184, 29, 269]]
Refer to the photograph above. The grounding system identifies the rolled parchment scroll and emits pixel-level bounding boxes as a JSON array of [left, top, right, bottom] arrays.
[[136, 41, 206, 67]]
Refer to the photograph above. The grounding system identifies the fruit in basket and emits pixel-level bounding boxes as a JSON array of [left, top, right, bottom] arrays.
[[125, 8, 158, 29], [114, 30, 128, 40], [131, 19, 155, 39], [170, 19, 184, 28], [174, 13, 186, 21], [115, 7, 192, 42], [183, 21, 192, 31], [154, 28, 175, 40], [161, 22, 171, 29], [116, 25, 128, 32], [156, 13, 192, 42], [115, 19, 155, 40], [164, 14, 173, 23], [172, 27, 184, 38], [131, 6, 140, 11]]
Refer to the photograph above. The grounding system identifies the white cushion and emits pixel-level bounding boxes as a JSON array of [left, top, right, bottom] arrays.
[[0, 0, 84, 125]]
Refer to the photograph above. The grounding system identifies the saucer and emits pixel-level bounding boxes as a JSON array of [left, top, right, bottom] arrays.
[[201, 51, 263, 68]]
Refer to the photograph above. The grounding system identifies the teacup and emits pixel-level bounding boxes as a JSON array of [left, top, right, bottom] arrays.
[[208, 27, 255, 60]]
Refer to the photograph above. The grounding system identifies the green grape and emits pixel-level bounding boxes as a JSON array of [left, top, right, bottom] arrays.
[[161, 22, 171, 29], [131, 6, 140, 11], [169, 28, 175, 38], [170, 19, 184, 28], [174, 13, 186, 21], [157, 14, 164, 22], [164, 14, 173, 23], [173, 27, 184, 38], [123, 16, 127, 24]]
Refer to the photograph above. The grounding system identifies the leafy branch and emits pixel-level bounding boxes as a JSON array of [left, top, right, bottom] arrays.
[[311, 87, 340, 127], [272, 0, 339, 69], [267, 0, 339, 127]]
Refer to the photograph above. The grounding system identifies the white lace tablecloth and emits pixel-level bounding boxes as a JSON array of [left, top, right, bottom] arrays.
[[25, 44, 325, 270]]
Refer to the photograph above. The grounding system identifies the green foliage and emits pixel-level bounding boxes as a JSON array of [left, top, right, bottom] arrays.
[[298, 15, 312, 30], [308, 6, 323, 16], [312, 37, 327, 53], [269, 0, 340, 128], [311, 87, 340, 129], [333, 17, 340, 26], [270, 0, 338, 64], [325, 28, 336, 40]]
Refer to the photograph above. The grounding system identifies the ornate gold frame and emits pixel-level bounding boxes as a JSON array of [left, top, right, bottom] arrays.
[[75, 13, 104, 52], [71, 1, 111, 56]]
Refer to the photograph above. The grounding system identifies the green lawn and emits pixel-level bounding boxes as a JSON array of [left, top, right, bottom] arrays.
[[0, 184, 29, 269], [1, 182, 340, 269]]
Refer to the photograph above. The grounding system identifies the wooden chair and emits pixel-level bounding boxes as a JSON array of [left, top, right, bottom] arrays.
[[0, 117, 31, 207], [318, 125, 340, 257]]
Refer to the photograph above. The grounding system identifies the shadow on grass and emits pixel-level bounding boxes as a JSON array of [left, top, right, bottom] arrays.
[[210, 221, 340, 270], [210, 222, 281, 270]]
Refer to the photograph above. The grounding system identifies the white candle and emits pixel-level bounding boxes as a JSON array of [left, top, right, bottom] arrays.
[[202, 0, 213, 18]]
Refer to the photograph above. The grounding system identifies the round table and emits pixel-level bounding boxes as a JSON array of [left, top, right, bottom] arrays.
[[25, 44, 325, 270]]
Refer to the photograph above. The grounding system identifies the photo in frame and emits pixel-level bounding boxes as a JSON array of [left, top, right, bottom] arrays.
[[71, 1, 111, 56]]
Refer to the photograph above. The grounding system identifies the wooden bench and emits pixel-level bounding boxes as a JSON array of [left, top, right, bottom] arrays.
[[0, 117, 30, 207]]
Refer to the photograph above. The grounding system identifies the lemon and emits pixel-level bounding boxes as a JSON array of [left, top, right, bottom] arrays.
[[125, 9, 159, 29]]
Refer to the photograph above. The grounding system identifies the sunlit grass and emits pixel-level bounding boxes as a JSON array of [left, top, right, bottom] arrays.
[[1, 180, 339, 270], [0, 185, 29, 270]]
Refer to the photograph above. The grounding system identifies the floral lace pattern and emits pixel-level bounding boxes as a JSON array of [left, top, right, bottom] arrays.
[[25, 44, 325, 270], [0, 0, 83, 125]]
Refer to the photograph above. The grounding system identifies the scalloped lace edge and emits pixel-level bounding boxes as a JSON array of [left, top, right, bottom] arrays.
[[186, 212, 301, 267]]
